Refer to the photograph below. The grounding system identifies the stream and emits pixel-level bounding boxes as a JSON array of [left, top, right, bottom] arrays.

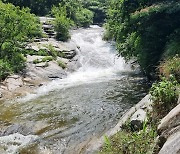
[[0, 26, 149, 154]]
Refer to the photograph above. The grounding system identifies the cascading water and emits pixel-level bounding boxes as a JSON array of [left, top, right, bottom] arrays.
[[0, 26, 148, 154]]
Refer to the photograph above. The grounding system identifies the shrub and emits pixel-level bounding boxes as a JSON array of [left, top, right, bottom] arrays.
[[42, 56, 53, 62], [38, 49, 49, 56], [105, 1, 180, 77], [45, 44, 58, 58], [54, 15, 71, 41], [0, 60, 12, 81], [159, 56, 180, 82], [9, 53, 26, 73], [33, 59, 41, 64], [57, 60, 67, 69], [0, 1, 41, 80], [75, 8, 94, 27], [150, 78, 179, 115], [164, 29, 180, 58], [51, 4, 72, 42], [100, 121, 157, 154]]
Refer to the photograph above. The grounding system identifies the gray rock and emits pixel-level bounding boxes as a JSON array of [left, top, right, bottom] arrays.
[[35, 62, 48, 68], [39, 17, 54, 24], [62, 50, 76, 59], [158, 103, 180, 135], [130, 109, 147, 131], [0, 92, 2, 98], [159, 131, 180, 154], [157, 97, 180, 153]]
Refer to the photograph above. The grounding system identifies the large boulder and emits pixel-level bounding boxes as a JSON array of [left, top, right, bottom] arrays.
[[157, 96, 180, 153], [158, 102, 180, 135], [159, 131, 180, 154]]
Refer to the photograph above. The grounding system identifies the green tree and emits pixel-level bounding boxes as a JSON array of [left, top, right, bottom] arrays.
[[0, 1, 41, 80], [105, 0, 180, 78]]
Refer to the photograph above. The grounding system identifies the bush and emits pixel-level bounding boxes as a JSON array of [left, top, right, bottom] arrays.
[[45, 44, 58, 58], [0, 1, 41, 80], [57, 60, 67, 69], [0, 60, 12, 81], [51, 4, 72, 42], [33, 59, 41, 64], [9, 53, 26, 73], [75, 8, 94, 27], [42, 56, 53, 62], [159, 56, 180, 82], [105, 1, 180, 77], [100, 121, 157, 154], [150, 78, 179, 115]]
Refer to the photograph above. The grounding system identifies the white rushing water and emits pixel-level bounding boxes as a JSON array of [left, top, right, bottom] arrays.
[[0, 26, 148, 154], [20, 26, 131, 102]]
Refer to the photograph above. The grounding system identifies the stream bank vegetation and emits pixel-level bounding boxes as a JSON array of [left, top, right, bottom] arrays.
[[104, 0, 180, 79], [100, 0, 180, 153], [0, 1, 42, 81], [100, 57, 180, 153]]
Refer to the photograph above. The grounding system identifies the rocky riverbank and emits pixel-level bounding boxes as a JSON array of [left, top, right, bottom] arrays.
[[86, 94, 180, 154], [0, 17, 81, 101]]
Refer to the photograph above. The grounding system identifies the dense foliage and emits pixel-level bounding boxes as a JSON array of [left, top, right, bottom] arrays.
[[100, 121, 157, 154], [0, 1, 41, 80], [105, 0, 180, 78], [2, 0, 60, 15], [51, 4, 72, 41], [82, 0, 108, 23], [2, 0, 107, 23], [51, 1, 94, 28]]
